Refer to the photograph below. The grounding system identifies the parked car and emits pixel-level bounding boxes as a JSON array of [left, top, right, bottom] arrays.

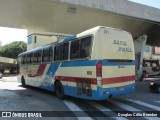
[[0, 72, 2, 78], [149, 80, 160, 93], [142, 59, 160, 77]]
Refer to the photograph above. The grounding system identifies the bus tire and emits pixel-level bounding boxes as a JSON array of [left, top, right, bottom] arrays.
[[55, 81, 65, 99], [21, 76, 26, 86]]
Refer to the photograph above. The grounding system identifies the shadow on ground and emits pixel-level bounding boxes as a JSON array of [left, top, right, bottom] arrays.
[[2, 73, 18, 77]]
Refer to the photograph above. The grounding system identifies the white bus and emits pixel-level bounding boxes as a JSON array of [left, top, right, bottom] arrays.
[[17, 26, 135, 100]]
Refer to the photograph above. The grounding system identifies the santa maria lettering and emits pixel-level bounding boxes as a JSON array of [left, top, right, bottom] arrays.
[[113, 40, 132, 52], [118, 47, 132, 52], [113, 40, 127, 46]]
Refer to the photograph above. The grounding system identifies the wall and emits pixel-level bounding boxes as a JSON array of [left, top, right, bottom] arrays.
[[27, 32, 71, 50], [27, 34, 55, 50]]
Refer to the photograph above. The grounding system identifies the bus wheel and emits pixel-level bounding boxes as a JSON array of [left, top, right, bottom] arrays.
[[55, 82, 65, 99], [21, 76, 26, 86]]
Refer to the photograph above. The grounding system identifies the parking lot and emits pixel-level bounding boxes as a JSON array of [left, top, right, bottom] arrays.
[[0, 75, 160, 120]]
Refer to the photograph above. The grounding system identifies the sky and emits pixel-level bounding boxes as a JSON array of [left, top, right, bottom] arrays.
[[0, 27, 27, 46], [129, 0, 160, 9], [0, 0, 160, 46]]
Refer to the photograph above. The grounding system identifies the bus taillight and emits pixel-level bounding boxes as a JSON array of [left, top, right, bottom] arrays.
[[96, 61, 102, 77], [96, 61, 102, 86]]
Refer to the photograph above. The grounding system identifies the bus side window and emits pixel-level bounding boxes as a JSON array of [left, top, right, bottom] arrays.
[[26, 54, 30, 64], [80, 36, 92, 58], [21, 55, 24, 64], [30, 53, 33, 64], [18, 56, 21, 65], [38, 50, 42, 63], [63, 43, 69, 60], [24, 55, 27, 64], [70, 40, 80, 60], [28, 53, 32, 64], [43, 48, 50, 62], [49, 47, 53, 62], [54, 44, 63, 61], [54, 46, 58, 61], [33, 52, 38, 63]]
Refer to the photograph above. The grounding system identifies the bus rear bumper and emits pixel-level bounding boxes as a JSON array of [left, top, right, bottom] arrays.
[[95, 83, 135, 100]]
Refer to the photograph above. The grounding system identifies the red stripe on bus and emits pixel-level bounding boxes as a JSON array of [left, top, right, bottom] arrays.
[[55, 75, 135, 85], [27, 64, 47, 77], [55, 76, 97, 84], [36, 64, 47, 76], [102, 75, 135, 85]]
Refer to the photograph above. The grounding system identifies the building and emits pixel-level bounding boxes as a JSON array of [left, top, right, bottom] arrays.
[[152, 46, 160, 59], [143, 45, 160, 59], [27, 32, 71, 50], [143, 46, 152, 59]]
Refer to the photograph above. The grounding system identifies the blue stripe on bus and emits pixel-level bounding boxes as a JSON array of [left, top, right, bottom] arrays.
[[42, 63, 60, 89], [63, 35, 76, 42], [103, 60, 135, 66], [60, 60, 99, 67], [46, 63, 60, 77], [60, 60, 135, 67], [40, 83, 54, 91]]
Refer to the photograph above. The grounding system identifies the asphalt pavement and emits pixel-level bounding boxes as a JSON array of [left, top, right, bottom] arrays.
[[0, 76, 160, 120]]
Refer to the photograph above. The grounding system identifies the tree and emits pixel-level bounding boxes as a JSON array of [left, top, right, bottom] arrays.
[[0, 41, 27, 59]]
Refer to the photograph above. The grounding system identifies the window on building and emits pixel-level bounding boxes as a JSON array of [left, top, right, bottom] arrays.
[[28, 36, 33, 44], [144, 47, 150, 52], [34, 36, 37, 43]]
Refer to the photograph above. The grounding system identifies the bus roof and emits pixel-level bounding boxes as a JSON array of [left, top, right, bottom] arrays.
[[62, 26, 130, 42], [18, 44, 52, 56], [18, 26, 131, 56]]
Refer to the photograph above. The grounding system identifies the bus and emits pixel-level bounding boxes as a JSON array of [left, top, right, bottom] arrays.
[[17, 26, 135, 100], [142, 59, 160, 77]]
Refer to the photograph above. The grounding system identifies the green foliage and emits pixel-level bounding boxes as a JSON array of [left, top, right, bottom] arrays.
[[0, 41, 27, 59]]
